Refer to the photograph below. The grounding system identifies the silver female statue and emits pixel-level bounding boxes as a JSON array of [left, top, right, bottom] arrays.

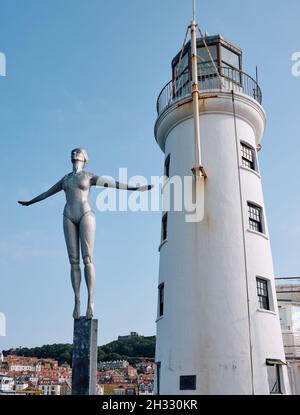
[[18, 148, 152, 320]]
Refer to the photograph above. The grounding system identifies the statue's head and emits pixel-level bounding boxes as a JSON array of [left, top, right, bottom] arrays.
[[71, 148, 89, 166]]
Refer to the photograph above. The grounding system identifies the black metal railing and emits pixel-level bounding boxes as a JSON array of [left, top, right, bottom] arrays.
[[156, 66, 262, 116]]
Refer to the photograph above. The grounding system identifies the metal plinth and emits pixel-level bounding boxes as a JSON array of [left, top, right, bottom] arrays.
[[72, 317, 98, 395]]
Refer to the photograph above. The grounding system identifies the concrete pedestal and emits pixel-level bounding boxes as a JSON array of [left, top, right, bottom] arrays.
[[72, 317, 98, 395]]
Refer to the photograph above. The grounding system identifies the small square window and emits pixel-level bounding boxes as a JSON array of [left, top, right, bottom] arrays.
[[248, 203, 263, 233], [241, 142, 256, 171], [180, 375, 196, 391], [256, 278, 270, 310]]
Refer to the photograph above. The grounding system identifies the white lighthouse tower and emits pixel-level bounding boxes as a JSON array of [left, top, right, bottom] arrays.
[[154, 5, 291, 395]]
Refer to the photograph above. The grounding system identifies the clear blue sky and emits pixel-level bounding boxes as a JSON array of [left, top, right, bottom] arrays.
[[1, 0, 300, 350]]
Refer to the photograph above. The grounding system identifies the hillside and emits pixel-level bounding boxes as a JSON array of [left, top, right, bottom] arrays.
[[3, 335, 156, 366]]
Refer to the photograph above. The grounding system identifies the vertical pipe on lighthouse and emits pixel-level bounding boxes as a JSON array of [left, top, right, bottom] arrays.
[[191, 19, 202, 174]]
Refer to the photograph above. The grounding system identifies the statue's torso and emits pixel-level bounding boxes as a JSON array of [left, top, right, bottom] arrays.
[[62, 171, 93, 224]]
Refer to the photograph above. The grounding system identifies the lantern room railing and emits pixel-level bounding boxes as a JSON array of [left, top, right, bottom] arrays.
[[156, 66, 262, 116]]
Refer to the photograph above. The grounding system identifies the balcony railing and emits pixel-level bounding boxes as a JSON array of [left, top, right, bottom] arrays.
[[156, 66, 262, 116]]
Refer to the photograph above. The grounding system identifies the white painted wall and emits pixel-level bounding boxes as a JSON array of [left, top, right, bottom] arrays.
[[154, 92, 290, 395]]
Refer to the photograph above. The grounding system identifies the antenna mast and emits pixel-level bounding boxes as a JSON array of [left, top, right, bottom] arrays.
[[193, 0, 196, 21]]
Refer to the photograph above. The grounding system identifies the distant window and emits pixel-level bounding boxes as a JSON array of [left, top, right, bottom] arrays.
[[161, 213, 168, 242], [257, 278, 270, 310], [248, 203, 263, 233], [164, 155, 171, 178], [241, 142, 256, 171], [156, 362, 161, 395], [180, 375, 197, 391], [266, 361, 282, 394], [158, 283, 164, 317]]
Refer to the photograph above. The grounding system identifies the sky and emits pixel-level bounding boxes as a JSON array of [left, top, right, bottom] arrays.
[[0, 0, 300, 350]]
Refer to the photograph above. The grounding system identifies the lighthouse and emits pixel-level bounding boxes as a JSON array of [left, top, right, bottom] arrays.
[[154, 10, 291, 395]]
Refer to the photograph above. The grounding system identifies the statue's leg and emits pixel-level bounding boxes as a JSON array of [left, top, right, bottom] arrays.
[[79, 211, 96, 319], [63, 216, 81, 320]]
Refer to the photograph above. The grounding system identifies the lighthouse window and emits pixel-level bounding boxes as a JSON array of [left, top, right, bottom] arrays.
[[164, 154, 171, 179], [197, 45, 218, 77], [248, 203, 263, 233], [158, 283, 164, 317], [180, 375, 197, 391], [174, 52, 190, 95], [266, 361, 283, 394], [161, 213, 168, 242], [221, 45, 240, 70], [174, 52, 189, 79], [220, 46, 241, 83], [241, 142, 256, 171], [156, 362, 161, 395], [256, 278, 270, 310]]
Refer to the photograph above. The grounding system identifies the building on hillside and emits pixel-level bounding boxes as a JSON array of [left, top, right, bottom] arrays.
[[0, 376, 14, 393], [100, 383, 137, 396], [138, 382, 154, 395], [136, 361, 155, 374], [110, 371, 125, 384], [9, 364, 34, 372], [38, 380, 61, 396], [99, 360, 129, 370], [137, 373, 154, 395], [60, 381, 72, 395], [126, 366, 138, 380], [118, 332, 140, 341]]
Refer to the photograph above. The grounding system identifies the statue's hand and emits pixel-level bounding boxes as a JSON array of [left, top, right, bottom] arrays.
[[18, 201, 31, 207], [138, 185, 154, 192]]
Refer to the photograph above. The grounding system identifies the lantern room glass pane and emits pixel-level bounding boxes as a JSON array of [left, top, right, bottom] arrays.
[[198, 62, 215, 76], [221, 45, 240, 69], [174, 52, 189, 77], [197, 45, 218, 64]]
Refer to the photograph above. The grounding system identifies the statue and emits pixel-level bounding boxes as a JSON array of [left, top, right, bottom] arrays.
[[18, 148, 152, 320]]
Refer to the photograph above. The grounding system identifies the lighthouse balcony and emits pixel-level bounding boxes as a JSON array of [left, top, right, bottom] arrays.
[[156, 66, 262, 117]]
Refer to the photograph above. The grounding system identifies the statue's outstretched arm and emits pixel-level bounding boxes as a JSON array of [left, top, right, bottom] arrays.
[[18, 179, 63, 207], [91, 175, 152, 192]]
